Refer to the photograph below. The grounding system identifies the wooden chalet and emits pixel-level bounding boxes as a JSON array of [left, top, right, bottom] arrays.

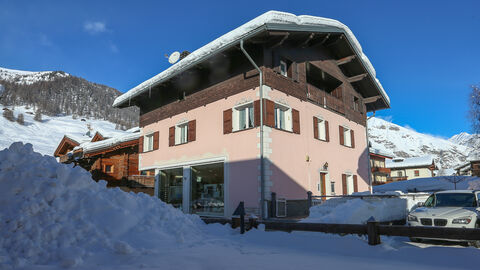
[[54, 130, 154, 195], [369, 148, 392, 186]]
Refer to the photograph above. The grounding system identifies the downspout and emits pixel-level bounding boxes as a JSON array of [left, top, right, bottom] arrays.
[[240, 39, 266, 219], [366, 111, 375, 194]]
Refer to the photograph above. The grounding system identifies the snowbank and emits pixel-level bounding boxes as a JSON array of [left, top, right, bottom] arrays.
[[373, 176, 480, 193], [0, 142, 205, 268], [304, 197, 406, 224]]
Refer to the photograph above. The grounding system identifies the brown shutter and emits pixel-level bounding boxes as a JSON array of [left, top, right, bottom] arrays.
[[223, 109, 232, 134], [188, 120, 196, 142], [313, 117, 318, 139], [153, 131, 159, 150], [293, 62, 299, 81], [265, 99, 275, 127], [325, 120, 330, 142], [339, 126, 344, 146], [254, 100, 260, 127], [342, 174, 347, 195], [292, 109, 300, 134], [353, 175, 358, 193], [350, 129, 355, 148], [168, 126, 175, 147], [138, 136, 144, 153]]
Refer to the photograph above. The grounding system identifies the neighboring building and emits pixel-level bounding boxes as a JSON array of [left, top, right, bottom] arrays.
[[386, 156, 437, 181], [54, 130, 154, 195], [369, 148, 392, 185], [455, 152, 480, 176], [112, 11, 390, 218]]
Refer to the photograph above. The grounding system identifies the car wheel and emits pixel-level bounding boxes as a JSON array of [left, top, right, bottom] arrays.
[[409, 237, 422, 243], [468, 223, 480, 248]]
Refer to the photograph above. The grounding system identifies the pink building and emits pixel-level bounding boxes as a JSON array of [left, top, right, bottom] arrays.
[[113, 11, 390, 218]]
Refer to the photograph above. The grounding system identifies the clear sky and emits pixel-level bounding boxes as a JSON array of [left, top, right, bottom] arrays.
[[1, 0, 479, 138]]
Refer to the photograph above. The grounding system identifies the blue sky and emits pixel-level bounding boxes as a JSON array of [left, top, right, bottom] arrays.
[[1, 0, 479, 137]]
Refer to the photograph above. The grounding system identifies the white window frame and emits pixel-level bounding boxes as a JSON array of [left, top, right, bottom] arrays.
[[317, 117, 327, 141], [343, 126, 352, 147], [330, 181, 336, 195], [274, 103, 292, 131], [346, 174, 354, 195], [175, 123, 188, 145], [144, 133, 154, 152], [280, 60, 287, 77], [233, 102, 254, 131]]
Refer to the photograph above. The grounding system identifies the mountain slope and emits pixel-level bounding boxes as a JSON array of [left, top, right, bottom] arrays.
[[0, 105, 128, 156], [0, 67, 138, 128], [449, 132, 480, 150], [368, 117, 471, 169]]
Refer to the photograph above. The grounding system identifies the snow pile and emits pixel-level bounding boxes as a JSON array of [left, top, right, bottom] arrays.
[[373, 176, 480, 193], [304, 197, 406, 224], [0, 142, 205, 268]]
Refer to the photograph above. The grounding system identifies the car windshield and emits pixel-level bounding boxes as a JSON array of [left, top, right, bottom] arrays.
[[434, 193, 477, 207]]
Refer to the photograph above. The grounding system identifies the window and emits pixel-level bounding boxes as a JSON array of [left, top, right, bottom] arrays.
[[274, 104, 292, 131], [330, 181, 335, 195], [414, 170, 420, 177], [346, 174, 354, 195], [104, 164, 114, 173], [397, 171, 403, 177], [343, 127, 352, 147], [306, 62, 342, 94], [353, 96, 360, 111], [234, 103, 254, 131], [280, 60, 288, 77], [144, 133, 154, 152], [317, 118, 327, 141], [175, 123, 188, 145]]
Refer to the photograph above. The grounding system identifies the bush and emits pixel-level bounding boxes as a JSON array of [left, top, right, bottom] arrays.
[[34, 110, 42, 122], [16, 113, 25, 125], [3, 108, 15, 122]]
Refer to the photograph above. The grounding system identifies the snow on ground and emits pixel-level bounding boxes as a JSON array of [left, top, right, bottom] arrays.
[[373, 176, 480, 193], [0, 106, 125, 156], [1, 143, 479, 270]]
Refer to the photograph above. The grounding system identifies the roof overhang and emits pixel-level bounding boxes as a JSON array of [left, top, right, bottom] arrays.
[[113, 11, 390, 111]]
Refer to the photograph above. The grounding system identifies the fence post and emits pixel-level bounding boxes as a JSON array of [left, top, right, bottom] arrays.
[[271, 192, 277, 218], [307, 191, 312, 213], [367, 220, 381, 245], [233, 201, 246, 234]]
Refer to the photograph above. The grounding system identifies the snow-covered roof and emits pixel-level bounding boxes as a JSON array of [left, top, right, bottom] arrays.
[[369, 147, 393, 158], [65, 134, 90, 145], [386, 156, 434, 169], [113, 11, 390, 108], [77, 132, 140, 154]]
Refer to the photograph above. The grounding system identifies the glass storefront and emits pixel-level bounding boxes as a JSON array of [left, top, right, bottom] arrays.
[[159, 168, 184, 210], [157, 162, 224, 216], [190, 163, 224, 216]]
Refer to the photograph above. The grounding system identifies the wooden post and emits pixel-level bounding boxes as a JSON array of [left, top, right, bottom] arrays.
[[307, 191, 312, 213], [271, 192, 277, 218], [367, 220, 381, 245], [233, 201, 246, 234]]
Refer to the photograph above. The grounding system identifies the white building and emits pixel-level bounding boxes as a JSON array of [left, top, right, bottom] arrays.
[[386, 156, 437, 181]]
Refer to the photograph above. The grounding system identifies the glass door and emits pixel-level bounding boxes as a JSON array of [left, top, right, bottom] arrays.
[[190, 163, 224, 216], [159, 168, 184, 210]]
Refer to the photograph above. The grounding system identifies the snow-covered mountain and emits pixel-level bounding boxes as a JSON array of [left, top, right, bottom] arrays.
[[449, 132, 480, 150], [368, 117, 472, 169], [0, 105, 128, 156], [0, 67, 69, 85]]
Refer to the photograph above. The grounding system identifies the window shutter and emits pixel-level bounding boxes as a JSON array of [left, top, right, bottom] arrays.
[[339, 126, 344, 146], [342, 174, 347, 195], [168, 126, 175, 147], [292, 109, 300, 134], [313, 117, 318, 139], [265, 99, 275, 127], [254, 100, 260, 127], [188, 120, 196, 142], [353, 175, 358, 193], [293, 62, 299, 81], [350, 129, 355, 148], [325, 120, 330, 142], [223, 109, 232, 134], [153, 131, 159, 150], [139, 136, 144, 153]]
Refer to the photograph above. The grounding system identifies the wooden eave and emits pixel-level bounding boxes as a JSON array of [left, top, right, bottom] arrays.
[[53, 136, 80, 157]]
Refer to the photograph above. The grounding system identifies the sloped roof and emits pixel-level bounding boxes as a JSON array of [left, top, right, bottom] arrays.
[[76, 132, 140, 154], [386, 156, 434, 169], [113, 10, 389, 108]]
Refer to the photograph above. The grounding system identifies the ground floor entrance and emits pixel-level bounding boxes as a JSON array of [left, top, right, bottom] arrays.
[[156, 161, 225, 216]]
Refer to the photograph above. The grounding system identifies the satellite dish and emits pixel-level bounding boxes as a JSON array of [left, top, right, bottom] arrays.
[[168, 51, 180, 64]]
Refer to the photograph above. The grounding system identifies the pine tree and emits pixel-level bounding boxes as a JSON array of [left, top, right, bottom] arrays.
[[16, 113, 25, 125], [34, 110, 42, 122]]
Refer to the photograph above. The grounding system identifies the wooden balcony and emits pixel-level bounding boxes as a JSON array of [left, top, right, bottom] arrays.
[[371, 167, 391, 174]]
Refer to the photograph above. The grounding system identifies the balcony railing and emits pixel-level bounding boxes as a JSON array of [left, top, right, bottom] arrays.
[[371, 167, 391, 174], [127, 175, 155, 188]]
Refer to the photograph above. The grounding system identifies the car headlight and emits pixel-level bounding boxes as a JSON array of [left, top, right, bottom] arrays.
[[407, 214, 418, 222], [452, 217, 472, 224]]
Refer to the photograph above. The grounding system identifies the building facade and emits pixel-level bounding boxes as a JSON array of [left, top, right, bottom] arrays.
[[369, 148, 392, 185], [386, 156, 437, 181], [113, 11, 390, 217]]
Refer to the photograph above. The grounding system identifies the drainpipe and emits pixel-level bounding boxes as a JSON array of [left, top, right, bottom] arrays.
[[366, 112, 375, 194], [240, 39, 266, 219]]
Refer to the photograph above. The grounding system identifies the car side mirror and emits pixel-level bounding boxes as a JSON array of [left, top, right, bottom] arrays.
[[417, 202, 425, 207]]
